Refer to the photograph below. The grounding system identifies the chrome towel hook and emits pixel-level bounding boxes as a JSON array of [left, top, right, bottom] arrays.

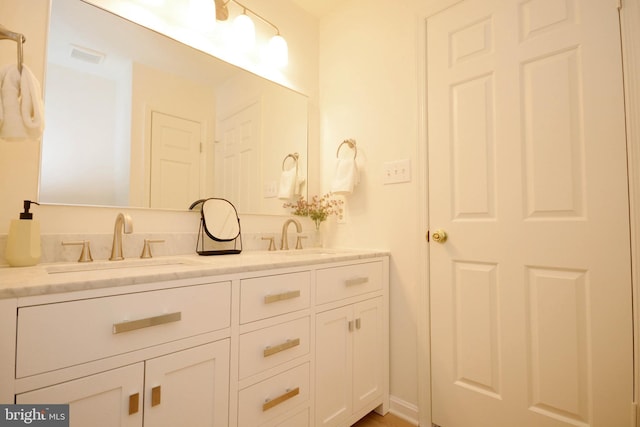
[[0, 24, 26, 73], [282, 152, 299, 171], [336, 138, 357, 159]]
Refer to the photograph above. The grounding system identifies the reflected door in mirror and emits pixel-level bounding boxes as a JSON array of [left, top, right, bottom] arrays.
[[215, 102, 261, 213], [149, 112, 202, 210]]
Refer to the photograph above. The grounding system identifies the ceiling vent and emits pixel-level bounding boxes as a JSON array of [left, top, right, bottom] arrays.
[[69, 44, 105, 64]]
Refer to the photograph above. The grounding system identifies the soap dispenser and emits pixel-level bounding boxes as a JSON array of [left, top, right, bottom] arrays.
[[5, 200, 41, 267]]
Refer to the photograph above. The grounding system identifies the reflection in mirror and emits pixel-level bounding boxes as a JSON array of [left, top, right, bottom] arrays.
[[39, 0, 308, 214]]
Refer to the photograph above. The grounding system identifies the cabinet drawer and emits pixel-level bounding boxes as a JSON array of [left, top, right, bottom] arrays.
[[239, 316, 310, 379], [316, 261, 383, 305], [238, 362, 309, 427], [16, 282, 231, 378], [273, 407, 309, 427], [240, 271, 310, 324]]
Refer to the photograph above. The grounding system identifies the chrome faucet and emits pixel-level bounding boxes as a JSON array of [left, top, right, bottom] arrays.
[[280, 218, 302, 250], [109, 213, 133, 261]]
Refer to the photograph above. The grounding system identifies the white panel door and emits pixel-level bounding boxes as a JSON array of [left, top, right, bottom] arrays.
[[17, 363, 144, 427], [150, 111, 202, 209], [215, 102, 261, 212], [427, 1, 633, 426]]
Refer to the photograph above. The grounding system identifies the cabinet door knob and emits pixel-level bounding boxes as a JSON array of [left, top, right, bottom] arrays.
[[151, 386, 161, 407], [128, 393, 139, 415]]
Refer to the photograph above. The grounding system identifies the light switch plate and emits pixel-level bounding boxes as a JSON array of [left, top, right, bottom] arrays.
[[336, 195, 347, 224], [263, 180, 278, 198], [383, 159, 411, 184]]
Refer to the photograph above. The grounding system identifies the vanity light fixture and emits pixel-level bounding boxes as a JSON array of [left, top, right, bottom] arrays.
[[215, 0, 288, 67], [233, 9, 255, 52], [189, 0, 217, 32]]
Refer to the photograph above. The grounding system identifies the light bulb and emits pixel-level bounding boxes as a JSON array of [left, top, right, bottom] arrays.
[[233, 13, 255, 52], [267, 34, 288, 67], [188, 0, 216, 33]]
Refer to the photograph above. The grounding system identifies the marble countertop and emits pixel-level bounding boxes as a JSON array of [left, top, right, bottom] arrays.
[[0, 248, 389, 299]]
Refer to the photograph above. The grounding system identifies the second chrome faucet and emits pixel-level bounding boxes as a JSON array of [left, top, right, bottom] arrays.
[[110, 213, 133, 261], [280, 218, 305, 250]]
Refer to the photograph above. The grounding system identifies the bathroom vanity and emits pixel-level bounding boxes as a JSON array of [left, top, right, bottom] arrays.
[[0, 249, 389, 427]]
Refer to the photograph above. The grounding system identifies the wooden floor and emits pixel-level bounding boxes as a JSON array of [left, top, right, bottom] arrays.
[[351, 411, 417, 427]]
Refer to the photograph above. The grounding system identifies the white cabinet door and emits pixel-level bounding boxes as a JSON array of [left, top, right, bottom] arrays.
[[315, 305, 353, 427], [352, 297, 383, 414], [17, 363, 144, 427], [315, 298, 384, 427], [143, 340, 230, 427]]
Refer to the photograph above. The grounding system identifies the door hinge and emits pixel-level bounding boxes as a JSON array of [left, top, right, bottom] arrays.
[[618, 0, 622, 10], [200, 142, 203, 153]]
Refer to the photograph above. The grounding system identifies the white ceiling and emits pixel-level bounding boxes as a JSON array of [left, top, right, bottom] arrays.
[[289, 0, 343, 18]]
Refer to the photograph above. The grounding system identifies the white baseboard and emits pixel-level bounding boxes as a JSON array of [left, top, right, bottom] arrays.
[[389, 395, 420, 426]]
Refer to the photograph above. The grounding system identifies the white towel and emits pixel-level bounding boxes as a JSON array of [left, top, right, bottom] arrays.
[[0, 64, 44, 141], [278, 167, 297, 199], [331, 158, 359, 194], [295, 175, 306, 197]]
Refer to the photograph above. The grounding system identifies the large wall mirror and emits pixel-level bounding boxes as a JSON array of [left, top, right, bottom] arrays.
[[39, 0, 308, 214]]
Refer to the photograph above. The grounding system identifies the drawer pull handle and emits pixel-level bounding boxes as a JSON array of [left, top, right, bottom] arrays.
[[264, 290, 301, 304], [151, 386, 161, 407], [262, 387, 300, 411], [345, 277, 368, 286], [263, 338, 301, 357], [113, 312, 181, 334], [128, 393, 139, 415]]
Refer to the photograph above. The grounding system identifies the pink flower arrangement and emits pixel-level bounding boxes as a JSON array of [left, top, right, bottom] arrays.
[[283, 193, 344, 230]]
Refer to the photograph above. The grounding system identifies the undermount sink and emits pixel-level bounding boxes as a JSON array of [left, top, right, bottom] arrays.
[[45, 257, 201, 274]]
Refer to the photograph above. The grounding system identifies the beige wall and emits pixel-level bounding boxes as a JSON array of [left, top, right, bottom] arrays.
[[0, 0, 49, 232], [318, 0, 425, 412]]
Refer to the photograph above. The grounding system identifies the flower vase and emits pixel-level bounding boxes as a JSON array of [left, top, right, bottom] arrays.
[[313, 221, 323, 248]]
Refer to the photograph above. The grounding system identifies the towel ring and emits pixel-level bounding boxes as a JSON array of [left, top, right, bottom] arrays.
[[282, 152, 299, 171], [336, 139, 357, 159], [0, 24, 26, 74]]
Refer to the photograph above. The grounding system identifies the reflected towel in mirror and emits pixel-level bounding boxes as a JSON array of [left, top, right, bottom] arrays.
[[278, 167, 297, 199], [0, 64, 44, 141]]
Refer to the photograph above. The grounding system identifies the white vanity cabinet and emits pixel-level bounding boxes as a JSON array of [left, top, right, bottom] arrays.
[[314, 261, 388, 427], [0, 252, 389, 427], [18, 363, 144, 427], [237, 271, 312, 427], [12, 279, 232, 427], [16, 341, 230, 427]]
